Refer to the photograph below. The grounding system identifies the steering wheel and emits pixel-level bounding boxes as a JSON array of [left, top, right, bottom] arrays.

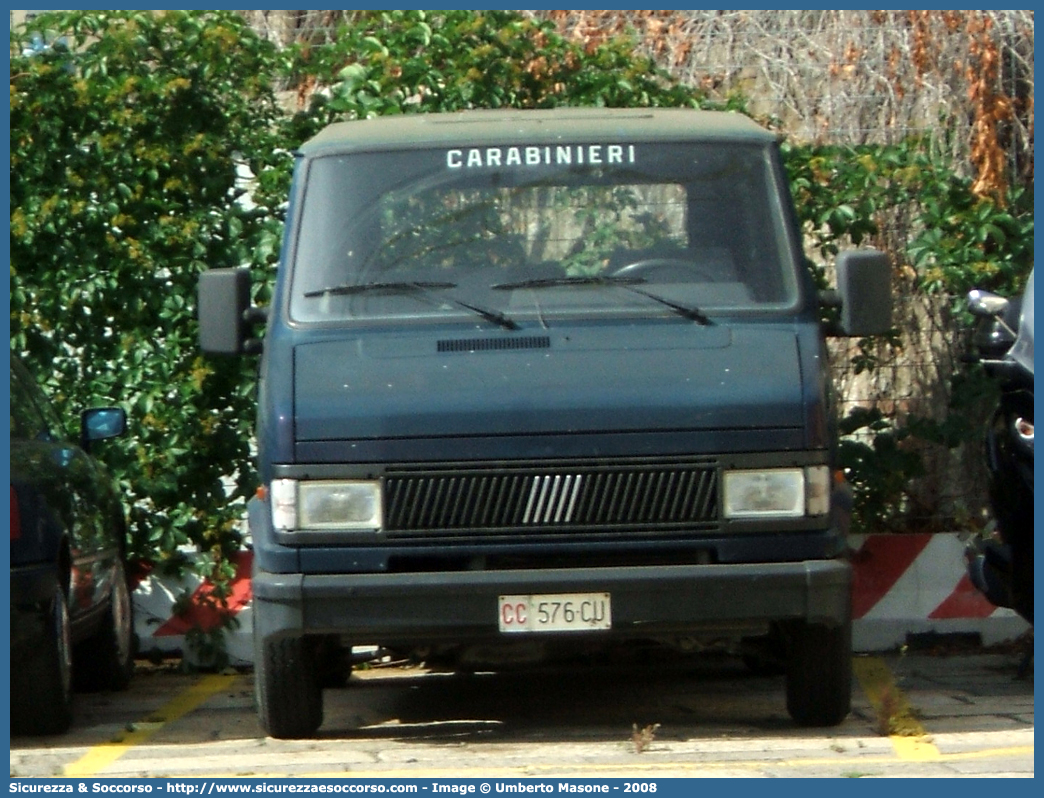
[[610, 257, 716, 282]]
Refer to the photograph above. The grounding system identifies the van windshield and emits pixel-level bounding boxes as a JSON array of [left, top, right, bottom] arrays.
[[289, 142, 801, 324]]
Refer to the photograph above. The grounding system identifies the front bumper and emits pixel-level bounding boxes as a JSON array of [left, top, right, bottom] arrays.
[[251, 559, 851, 645]]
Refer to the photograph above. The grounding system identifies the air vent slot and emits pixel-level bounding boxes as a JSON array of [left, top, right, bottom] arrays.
[[437, 336, 551, 353]]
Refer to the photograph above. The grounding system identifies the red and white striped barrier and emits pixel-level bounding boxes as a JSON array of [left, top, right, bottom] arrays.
[[132, 551, 255, 667], [132, 533, 1030, 665], [850, 532, 1029, 650]]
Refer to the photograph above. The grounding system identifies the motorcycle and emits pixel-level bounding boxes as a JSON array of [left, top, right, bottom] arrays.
[[964, 269, 1034, 626]]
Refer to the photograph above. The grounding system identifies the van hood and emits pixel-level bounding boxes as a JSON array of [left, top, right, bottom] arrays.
[[293, 323, 806, 448]]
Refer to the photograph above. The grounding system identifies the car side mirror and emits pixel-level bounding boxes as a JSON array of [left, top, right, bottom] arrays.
[[81, 407, 127, 452], [968, 289, 1013, 322], [967, 288, 1020, 361], [823, 249, 892, 337], [198, 267, 266, 355]]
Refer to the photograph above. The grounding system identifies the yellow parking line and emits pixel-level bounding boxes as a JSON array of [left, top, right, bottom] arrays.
[[853, 656, 942, 761], [58, 662, 1027, 777], [64, 674, 238, 777]]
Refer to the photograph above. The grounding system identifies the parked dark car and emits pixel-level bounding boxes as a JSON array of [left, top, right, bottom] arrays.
[[965, 269, 1034, 627], [9, 356, 134, 735]]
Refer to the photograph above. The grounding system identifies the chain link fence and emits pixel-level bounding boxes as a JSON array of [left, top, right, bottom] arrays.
[[536, 12, 1031, 162], [240, 10, 1032, 163]]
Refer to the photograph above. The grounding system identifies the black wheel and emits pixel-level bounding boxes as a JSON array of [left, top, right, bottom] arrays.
[[256, 635, 323, 738], [12, 581, 74, 735], [785, 617, 852, 727], [74, 558, 135, 692], [611, 258, 715, 282]]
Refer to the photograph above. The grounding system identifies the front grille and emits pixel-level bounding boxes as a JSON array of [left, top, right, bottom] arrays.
[[384, 459, 718, 535]]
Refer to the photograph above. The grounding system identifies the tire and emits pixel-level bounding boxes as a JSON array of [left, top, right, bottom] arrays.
[[256, 635, 324, 739], [785, 617, 852, 727], [12, 581, 74, 735], [74, 558, 135, 692]]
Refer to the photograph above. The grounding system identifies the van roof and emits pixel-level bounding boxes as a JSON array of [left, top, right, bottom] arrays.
[[299, 107, 776, 157]]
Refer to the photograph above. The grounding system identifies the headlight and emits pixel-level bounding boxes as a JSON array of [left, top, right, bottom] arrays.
[[270, 479, 382, 532], [723, 469, 805, 518]]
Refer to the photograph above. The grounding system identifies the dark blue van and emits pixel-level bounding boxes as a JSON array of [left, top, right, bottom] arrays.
[[199, 108, 891, 738]]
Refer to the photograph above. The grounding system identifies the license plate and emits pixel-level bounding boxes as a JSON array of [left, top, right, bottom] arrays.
[[498, 593, 611, 633]]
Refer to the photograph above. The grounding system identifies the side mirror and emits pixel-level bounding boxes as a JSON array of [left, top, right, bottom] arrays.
[[81, 407, 127, 453], [968, 289, 1013, 322], [198, 268, 265, 355], [967, 288, 1020, 360], [833, 249, 892, 337]]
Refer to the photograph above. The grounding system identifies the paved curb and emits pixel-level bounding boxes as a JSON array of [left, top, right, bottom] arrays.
[[132, 532, 1030, 666]]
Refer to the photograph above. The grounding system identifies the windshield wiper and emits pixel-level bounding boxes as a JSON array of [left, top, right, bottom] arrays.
[[304, 281, 519, 331], [491, 275, 712, 326]]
